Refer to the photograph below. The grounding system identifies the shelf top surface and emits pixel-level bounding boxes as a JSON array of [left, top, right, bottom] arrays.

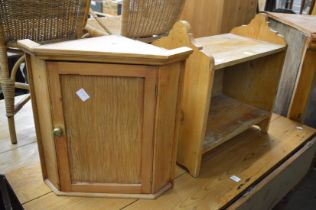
[[268, 12, 316, 36], [195, 33, 285, 70], [18, 35, 192, 65]]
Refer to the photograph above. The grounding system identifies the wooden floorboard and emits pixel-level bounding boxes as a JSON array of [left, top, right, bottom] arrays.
[[0, 96, 315, 210], [5, 163, 51, 204]]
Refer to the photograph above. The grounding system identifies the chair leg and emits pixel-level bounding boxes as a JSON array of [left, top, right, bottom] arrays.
[[8, 116, 17, 144], [1, 45, 18, 144], [1, 78, 17, 144]]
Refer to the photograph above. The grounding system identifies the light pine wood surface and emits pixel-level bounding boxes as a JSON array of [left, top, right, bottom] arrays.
[[18, 36, 192, 65], [153, 21, 214, 177], [21, 34, 191, 198], [267, 12, 316, 36], [195, 33, 284, 70], [181, 0, 258, 37], [267, 12, 316, 125], [1, 95, 315, 210], [154, 14, 286, 177]]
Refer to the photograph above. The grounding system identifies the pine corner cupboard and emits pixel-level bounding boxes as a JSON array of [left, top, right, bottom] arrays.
[[18, 36, 192, 198]]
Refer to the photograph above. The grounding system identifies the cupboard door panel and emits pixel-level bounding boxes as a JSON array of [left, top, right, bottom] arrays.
[[48, 62, 157, 193], [60, 75, 144, 184]]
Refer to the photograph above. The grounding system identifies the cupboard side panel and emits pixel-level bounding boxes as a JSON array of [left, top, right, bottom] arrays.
[[28, 57, 59, 188], [152, 63, 181, 192], [25, 55, 47, 179]]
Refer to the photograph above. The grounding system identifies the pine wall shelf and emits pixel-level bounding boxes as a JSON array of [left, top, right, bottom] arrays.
[[18, 35, 192, 198], [154, 14, 287, 177]]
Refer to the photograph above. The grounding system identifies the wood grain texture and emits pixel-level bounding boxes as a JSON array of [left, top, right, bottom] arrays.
[[204, 94, 270, 153], [231, 13, 286, 45], [181, 0, 257, 37], [123, 116, 316, 210], [268, 13, 316, 126], [0, 143, 39, 174], [289, 50, 316, 122], [223, 52, 285, 113], [6, 164, 51, 204], [27, 56, 59, 188], [195, 33, 285, 70], [24, 55, 46, 180], [18, 36, 192, 65], [153, 21, 214, 177], [46, 61, 159, 194], [61, 75, 144, 184], [23, 192, 134, 210], [267, 12, 316, 36], [229, 138, 316, 210], [152, 62, 181, 192], [269, 18, 307, 116], [153, 17, 286, 177], [1, 99, 316, 210], [21, 33, 190, 197]]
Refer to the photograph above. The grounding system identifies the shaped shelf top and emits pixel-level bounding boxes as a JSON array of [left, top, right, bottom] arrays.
[[18, 35, 192, 65], [195, 33, 285, 70]]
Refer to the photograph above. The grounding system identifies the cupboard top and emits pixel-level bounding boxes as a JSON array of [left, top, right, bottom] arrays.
[[18, 35, 192, 65]]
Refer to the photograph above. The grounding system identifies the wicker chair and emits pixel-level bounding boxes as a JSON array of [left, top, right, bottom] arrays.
[[0, 0, 90, 144], [86, 0, 186, 41]]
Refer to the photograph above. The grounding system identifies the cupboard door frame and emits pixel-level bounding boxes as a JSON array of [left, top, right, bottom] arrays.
[[47, 61, 157, 194]]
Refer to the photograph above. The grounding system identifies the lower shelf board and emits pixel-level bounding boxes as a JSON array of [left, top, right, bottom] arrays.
[[203, 94, 270, 153]]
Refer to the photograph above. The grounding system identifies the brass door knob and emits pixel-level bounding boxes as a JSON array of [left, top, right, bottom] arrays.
[[53, 127, 63, 137]]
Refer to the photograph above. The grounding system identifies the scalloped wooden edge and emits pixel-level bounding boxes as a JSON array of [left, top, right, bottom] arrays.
[[153, 21, 214, 177], [231, 13, 286, 45]]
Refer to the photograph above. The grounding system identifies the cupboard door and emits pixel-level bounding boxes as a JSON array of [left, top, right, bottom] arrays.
[[47, 62, 157, 194]]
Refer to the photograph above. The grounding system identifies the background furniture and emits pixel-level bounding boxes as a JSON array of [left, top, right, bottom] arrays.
[[86, 0, 186, 41], [154, 14, 286, 177], [19, 35, 191, 198], [260, 0, 316, 14], [268, 13, 316, 127], [90, 0, 122, 15], [0, 0, 90, 144], [180, 0, 258, 37]]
